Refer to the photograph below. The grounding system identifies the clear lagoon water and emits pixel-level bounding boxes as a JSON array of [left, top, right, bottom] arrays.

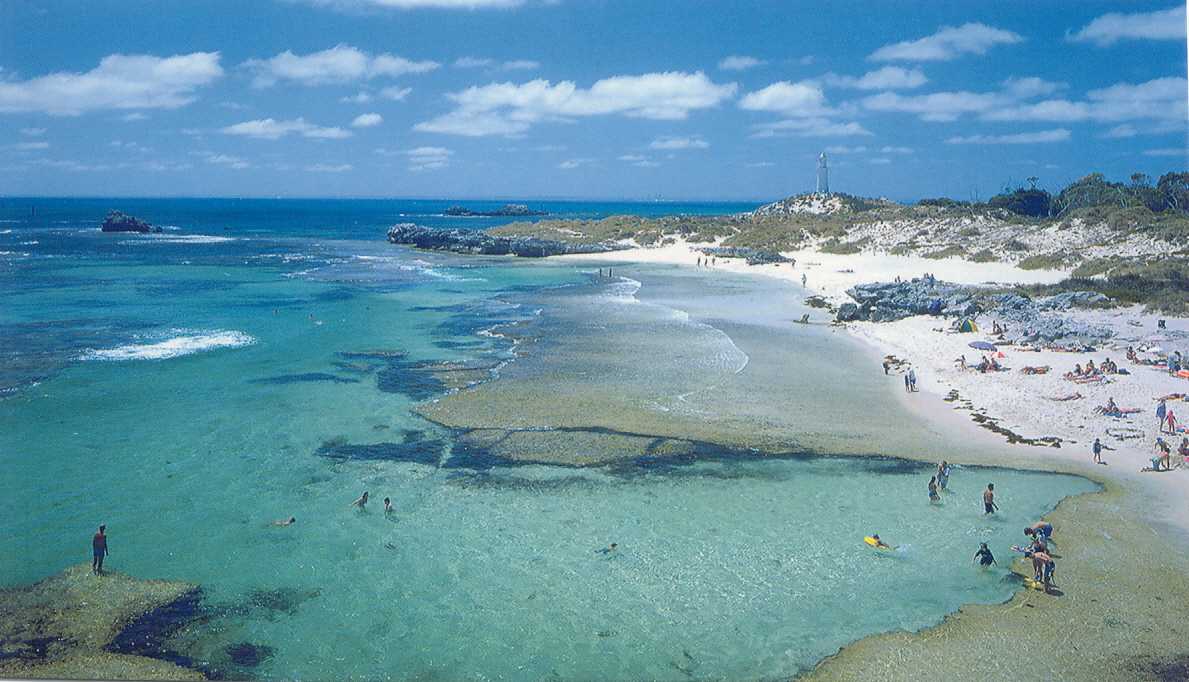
[[0, 198, 1098, 680]]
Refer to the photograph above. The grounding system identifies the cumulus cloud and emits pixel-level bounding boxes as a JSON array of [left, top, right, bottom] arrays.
[[415, 71, 737, 136], [983, 77, 1187, 123], [824, 67, 927, 90], [306, 163, 353, 172], [380, 86, 413, 100], [341, 92, 373, 103], [868, 157, 892, 165], [825, 145, 867, 154], [618, 154, 660, 167], [745, 161, 775, 168], [718, 55, 766, 71], [454, 57, 538, 71], [13, 141, 50, 150], [862, 90, 999, 122], [352, 112, 383, 127], [0, 52, 222, 115], [192, 151, 250, 169], [739, 80, 833, 115], [870, 23, 1022, 61], [404, 145, 452, 171], [120, 112, 150, 121], [221, 117, 353, 140], [945, 129, 1071, 145], [557, 158, 593, 170], [649, 135, 709, 150], [1143, 147, 1188, 157], [750, 118, 872, 138], [244, 45, 438, 87], [1068, 5, 1186, 46]]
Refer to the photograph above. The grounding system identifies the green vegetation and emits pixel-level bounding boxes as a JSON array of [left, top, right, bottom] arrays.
[[924, 245, 965, 260], [1018, 253, 1075, 271], [1018, 257, 1189, 315], [970, 249, 997, 263], [819, 238, 864, 254]]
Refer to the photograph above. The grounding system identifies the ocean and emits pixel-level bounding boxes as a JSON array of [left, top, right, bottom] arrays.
[[0, 198, 1096, 680]]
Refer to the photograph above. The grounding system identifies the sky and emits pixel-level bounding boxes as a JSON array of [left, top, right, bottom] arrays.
[[0, 0, 1186, 201]]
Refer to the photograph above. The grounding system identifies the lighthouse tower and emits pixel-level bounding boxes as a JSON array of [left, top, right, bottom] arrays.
[[816, 151, 829, 195]]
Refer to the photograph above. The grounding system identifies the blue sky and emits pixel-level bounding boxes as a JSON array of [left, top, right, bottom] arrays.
[[1, 0, 1185, 201]]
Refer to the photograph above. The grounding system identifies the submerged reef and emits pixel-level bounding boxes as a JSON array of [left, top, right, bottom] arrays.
[[0, 564, 205, 680]]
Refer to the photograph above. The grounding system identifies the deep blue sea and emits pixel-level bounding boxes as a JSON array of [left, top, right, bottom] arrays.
[[0, 197, 1095, 680]]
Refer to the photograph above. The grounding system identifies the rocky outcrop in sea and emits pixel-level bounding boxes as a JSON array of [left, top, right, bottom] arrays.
[[444, 204, 546, 218], [101, 210, 159, 233], [699, 246, 791, 266], [386, 223, 627, 258]]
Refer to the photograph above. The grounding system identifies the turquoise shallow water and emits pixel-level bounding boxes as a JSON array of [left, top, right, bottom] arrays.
[[0, 199, 1098, 680]]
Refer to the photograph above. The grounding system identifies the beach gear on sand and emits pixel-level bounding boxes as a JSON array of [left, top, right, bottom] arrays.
[[968, 340, 996, 351], [957, 319, 979, 333]]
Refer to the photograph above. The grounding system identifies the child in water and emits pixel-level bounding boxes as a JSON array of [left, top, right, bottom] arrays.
[[972, 543, 996, 567]]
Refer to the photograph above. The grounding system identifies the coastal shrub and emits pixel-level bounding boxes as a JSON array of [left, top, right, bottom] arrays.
[[1071, 257, 1122, 278], [1018, 253, 1074, 270], [957, 226, 982, 237], [924, 245, 965, 259], [1021, 257, 1189, 314], [987, 188, 1051, 218], [970, 249, 998, 263], [889, 244, 914, 255], [819, 238, 864, 254], [1004, 238, 1029, 252]]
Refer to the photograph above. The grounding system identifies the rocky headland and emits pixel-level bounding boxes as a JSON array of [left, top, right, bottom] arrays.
[[386, 223, 628, 258], [444, 204, 546, 218]]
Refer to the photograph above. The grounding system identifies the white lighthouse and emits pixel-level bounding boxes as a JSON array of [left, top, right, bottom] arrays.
[[816, 151, 829, 195]]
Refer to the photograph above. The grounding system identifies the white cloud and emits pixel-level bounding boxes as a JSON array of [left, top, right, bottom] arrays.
[[945, 128, 1071, 145], [824, 66, 927, 90], [1102, 124, 1138, 139], [1143, 147, 1187, 157], [649, 135, 709, 150], [13, 141, 50, 150], [825, 145, 867, 154], [558, 158, 593, 170], [379, 86, 413, 101], [983, 77, 1187, 123], [404, 145, 452, 171], [617, 154, 659, 167], [1068, 5, 1186, 46], [1000, 76, 1065, 99], [341, 91, 373, 103], [221, 117, 352, 140], [454, 57, 494, 68], [19, 127, 46, 136], [870, 23, 1022, 62], [352, 112, 383, 127], [868, 157, 892, 165], [192, 151, 251, 169], [863, 90, 1000, 121], [0, 52, 222, 115], [739, 80, 833, 115], [750, 118, 872, 138], [745, 161, 775, 168], [501, 60, 540, 71], [880, 145, 913, 154], [415, 71, 737, 136], [109, 140, 153, 153], [120, 112, 149, 121], [305, 163, 353, 172], [719, 55, 766, 71], [244, 45, 438, 87], [453, 56, 537, 70]]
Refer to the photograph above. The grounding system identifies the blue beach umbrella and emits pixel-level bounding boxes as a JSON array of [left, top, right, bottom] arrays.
[[968, 341, 997, 351]]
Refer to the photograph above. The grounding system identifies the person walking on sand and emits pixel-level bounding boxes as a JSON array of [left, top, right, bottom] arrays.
[[92, 525, 109, 575], [1167, 408, 1178, 435], [882, 359, 890, 375], [350, 491, 369, 510], [904, 374, 911, 392], [1157, 399, 1167, 432], [801, 273, 807, 287], [1092, 437, 1113, 465], [907, 367, 918, 392], [983, 483, 998, 515]]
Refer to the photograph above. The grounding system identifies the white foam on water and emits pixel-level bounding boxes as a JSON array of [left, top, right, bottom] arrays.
[[120, 234, 236, 245], [82, 330, 256, 361]]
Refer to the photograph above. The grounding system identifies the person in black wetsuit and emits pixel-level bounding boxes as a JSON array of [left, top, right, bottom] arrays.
[[972, 542, 996, 567]]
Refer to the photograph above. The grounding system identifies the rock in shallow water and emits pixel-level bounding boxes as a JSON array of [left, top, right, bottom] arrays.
[[386, 223, 627, 258]]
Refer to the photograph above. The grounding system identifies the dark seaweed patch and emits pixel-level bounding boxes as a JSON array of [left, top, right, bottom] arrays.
[[338, 349, 407, 360], [248, 373, 359, 385], [107, 589, 205, 672], [225, 642, 275, 668], [316, 432, 445, 465], [312, 287, 355, 302], [376, 361, 447, 400]]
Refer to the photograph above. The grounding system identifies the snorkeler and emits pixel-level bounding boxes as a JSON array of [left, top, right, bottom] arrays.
[[350, 491, 369, 510], [972, 543, 996, 567], [272, 516, 296, 527]]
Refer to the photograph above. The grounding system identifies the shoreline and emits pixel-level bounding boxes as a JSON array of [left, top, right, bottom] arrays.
[[558, 239, 1189, 680]]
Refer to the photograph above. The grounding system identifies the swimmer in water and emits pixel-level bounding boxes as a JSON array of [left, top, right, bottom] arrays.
[[983, 483, 998, 514], [972, 542, 996, 567], [869, 534, 891, 549], [595, 543, 618, 555], [272, 516, 296, 527], [350, 491, 369, 510], [928, 476, 940, 503], [936, 461, 950, 490], [383, 497, 393, 514]]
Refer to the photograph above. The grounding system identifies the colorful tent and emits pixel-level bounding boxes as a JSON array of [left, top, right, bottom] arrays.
[[957, 319, 978, 333]]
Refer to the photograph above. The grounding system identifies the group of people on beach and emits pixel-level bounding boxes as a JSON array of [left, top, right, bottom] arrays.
[[695, 256, 717, 267]]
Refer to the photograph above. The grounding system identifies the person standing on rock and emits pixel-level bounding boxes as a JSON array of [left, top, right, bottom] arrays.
[[92, 525, 108, 575]]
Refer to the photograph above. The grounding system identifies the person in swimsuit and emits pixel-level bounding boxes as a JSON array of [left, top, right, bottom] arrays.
[[596, 543, 618, 555], [272, 517, 296, 526], [350, 491, 369, 510], [972, 543, 996, 567], [1031, 550, 1054, 589], [869, 534, 890, 549], [383, 497, 393, 515], [1024, 521, 1054, 546], [937, 461, 950, 490], [928, 476, 940, 503], [92, 525, 108, 575], [983, 483, 998, 514]]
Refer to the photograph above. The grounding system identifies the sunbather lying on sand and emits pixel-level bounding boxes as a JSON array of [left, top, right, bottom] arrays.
[[1020, 365, 1051, 375], [1048, 393, 1084, 401]]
